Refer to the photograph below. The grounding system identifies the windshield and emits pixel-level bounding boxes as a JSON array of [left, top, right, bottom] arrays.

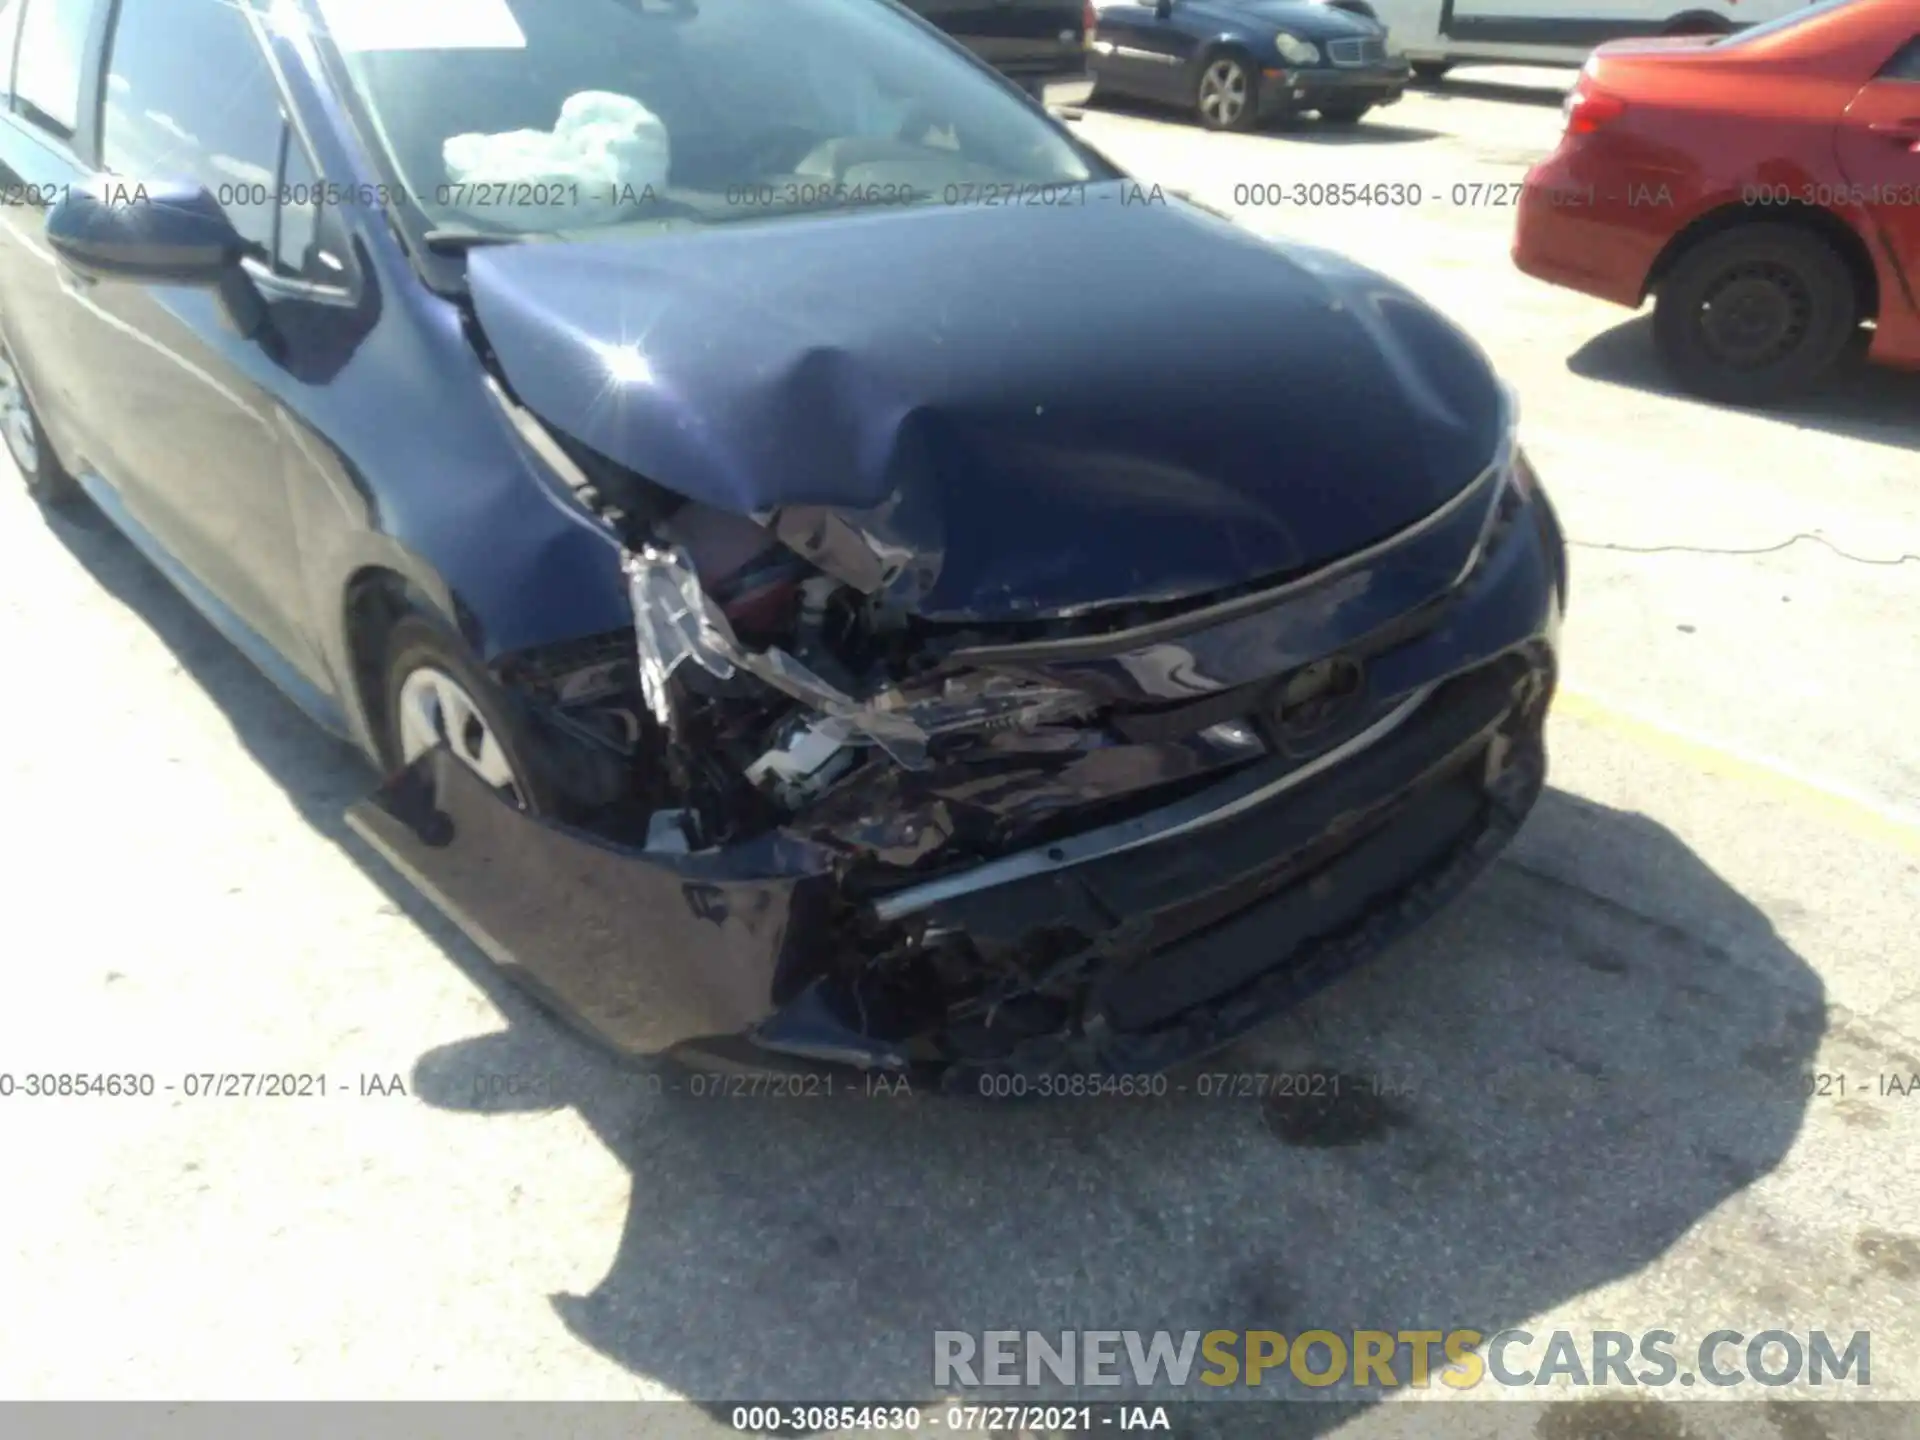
[[301, 0, 1104, 239]]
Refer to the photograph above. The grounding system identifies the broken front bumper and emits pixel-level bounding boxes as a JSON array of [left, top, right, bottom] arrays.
[[899, 650, 1549, 1081], [346, 450, 1565, 1079], [347, 645, 1551, 1078]]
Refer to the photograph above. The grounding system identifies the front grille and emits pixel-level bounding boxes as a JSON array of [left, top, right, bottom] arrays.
[[1090, 656, 1541, 1033], [1328, 36, 1386, 66]]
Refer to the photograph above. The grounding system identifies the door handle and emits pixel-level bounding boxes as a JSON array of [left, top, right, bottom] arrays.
[[1867, 118, 1920, 143]]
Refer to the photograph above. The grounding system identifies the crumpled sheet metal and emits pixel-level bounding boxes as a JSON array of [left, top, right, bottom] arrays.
[[623, 546, 1089, 770]]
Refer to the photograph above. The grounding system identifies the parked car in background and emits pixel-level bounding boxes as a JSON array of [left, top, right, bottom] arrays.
[[1364, 0, 1828, 81], [0, 0, 1564, 1084], [903, 0, 1087, 94], [1513, 0, 1920, 404], [1086, 0, 1410, 129]]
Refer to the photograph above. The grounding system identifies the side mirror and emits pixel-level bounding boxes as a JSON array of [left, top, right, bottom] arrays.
[[46, 178, 244, 287], [1153, 0, 1173, 16]]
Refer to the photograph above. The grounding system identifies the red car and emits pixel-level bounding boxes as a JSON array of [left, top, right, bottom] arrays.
[[1513, 0, 1920, 405]]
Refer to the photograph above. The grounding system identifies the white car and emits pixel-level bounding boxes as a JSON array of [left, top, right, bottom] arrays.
[[1321, 0, 1831, 77]]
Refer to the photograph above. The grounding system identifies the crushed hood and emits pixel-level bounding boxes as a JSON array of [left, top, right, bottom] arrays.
[[467, 186, 1505, 621]]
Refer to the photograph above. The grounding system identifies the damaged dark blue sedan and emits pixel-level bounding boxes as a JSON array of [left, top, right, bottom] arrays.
[[1, 0, 1564, 1085]]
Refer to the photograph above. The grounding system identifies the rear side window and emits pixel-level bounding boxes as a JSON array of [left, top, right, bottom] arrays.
[[98, 0, 284, 256], [1881, 38, 1920, 81], [14, 0, 92, 136]]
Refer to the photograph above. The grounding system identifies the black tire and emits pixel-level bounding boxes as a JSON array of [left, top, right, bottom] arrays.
[[0, 342, 82, 508], [1410, 60, 1452, 83], [379, 612, 560, 815], [1195, 52, 1260, 131], [1652, 224, 1859, 406], [1318, 101, 1374, 124]]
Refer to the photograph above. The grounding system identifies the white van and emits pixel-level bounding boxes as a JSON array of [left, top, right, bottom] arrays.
[[1350, 0, 1830, 78]]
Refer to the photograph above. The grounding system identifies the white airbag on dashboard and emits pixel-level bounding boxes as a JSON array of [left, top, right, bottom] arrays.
[[442, 90, 670, 228]]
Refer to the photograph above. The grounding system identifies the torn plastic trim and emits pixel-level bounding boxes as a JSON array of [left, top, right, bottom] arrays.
[[623, 545, 1090, 770], [627, 542, 742, 725], [869, 682, 1435, 924]]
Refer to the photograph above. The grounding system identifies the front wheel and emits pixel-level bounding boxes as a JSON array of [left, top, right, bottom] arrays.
[[1195, 54, 1259, 131], [1318, 101, 1374, 124], [381, 614, 557, 815], [1410, 60, 1451, 83], [1652, 224, 1859, 406], [0, 344, 82, 507]]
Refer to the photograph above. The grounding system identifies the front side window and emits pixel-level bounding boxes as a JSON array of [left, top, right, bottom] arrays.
[[14, 0, 92, 136], [305, 0, 1108, 240], [99, 0, 285, 255]]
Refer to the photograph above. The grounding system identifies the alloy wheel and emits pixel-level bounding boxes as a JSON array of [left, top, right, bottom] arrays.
[[395, 665, 527, 808], [1198, 59, 1249, 128], [0, 352, 40, 478]]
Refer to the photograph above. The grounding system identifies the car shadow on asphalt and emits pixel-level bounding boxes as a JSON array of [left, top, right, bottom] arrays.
[[41, 499, 1825, 1437], [1262, 120, 1445, 146], [1569, 315, 1920, 454], [1414, 75, 1571, 108]]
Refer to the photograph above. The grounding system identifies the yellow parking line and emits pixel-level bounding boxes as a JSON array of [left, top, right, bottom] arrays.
[[1555, 688, 1920, 861]]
